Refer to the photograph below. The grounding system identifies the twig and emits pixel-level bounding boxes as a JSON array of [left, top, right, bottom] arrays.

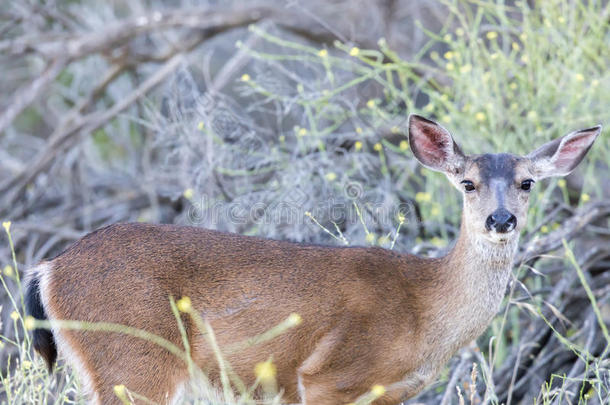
[[0, 57, 68, 135], [440, 351, 471, 405], [516, 202, 610, 264]]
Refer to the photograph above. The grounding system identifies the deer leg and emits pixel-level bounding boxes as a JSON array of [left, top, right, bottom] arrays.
[[298, 373, 359, 405]]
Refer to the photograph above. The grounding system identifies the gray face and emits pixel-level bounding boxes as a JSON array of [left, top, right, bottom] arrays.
[[455, 153, 533, 243]]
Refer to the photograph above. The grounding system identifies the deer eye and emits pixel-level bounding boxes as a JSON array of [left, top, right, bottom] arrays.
[[520, 179, 534, 191], [460, 180, 476, 192]]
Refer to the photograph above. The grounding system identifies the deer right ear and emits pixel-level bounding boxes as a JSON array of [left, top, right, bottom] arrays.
[[408, 114, 465, 174], [527, 125, 602, 180]]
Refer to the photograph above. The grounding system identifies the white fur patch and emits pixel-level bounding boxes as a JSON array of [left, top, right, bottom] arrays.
[[297, 375, 306, 405], [31, 262, 99, 404], [169, 381, 186, 405]]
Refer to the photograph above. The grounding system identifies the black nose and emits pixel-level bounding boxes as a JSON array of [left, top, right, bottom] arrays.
[[486, 208, 517, 233]]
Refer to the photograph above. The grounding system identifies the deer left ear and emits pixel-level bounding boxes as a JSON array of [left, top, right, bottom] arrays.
[[527, 125, 602, 179], [408, 114, 465, 174]]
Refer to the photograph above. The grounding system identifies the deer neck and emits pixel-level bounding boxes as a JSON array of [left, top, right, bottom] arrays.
[[419, 214, 517, 361]]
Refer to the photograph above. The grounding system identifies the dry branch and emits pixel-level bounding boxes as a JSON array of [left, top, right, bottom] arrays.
[[516, 201, 610, 264], [0, 53, 185, 213]]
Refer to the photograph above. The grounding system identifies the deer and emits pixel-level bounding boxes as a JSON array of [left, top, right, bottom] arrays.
[[24, 114, 601, 405]]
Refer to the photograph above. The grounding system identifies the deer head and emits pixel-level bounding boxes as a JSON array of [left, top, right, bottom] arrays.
[[408, 114, 601, 245]]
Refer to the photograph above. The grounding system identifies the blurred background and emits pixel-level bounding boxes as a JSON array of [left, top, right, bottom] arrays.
[[0, 0, 609, 404]]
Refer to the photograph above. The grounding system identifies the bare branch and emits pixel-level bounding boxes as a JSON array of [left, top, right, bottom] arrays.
[[0, 57, 68, 135]]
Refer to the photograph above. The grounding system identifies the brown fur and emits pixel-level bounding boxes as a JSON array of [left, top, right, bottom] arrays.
[[27, 115, 601, 404], [43, 223, 444, 403]]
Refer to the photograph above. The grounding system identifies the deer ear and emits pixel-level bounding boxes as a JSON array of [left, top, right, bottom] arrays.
[[527, 126, 602, 179], [408, 114, 465, 174]]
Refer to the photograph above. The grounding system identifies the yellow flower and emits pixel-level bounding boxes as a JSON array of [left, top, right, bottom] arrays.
[[176, 296, 192, 313], [431, 205, 441, 217], [371, 385, 386, 397], [2, 221, 11, 233], [540, 225, 549, 234], [581, 193, 590, 202], [557, 179, 567, 188], [391, 126, 399, 134], [279, 135, 285, 143], [430, 51, 439, 60], [317, 49, 328, 57], [558, 16, 566, 24], [10, 311, 19, 321], [456, 28, 465, 37], [356, 127, 363, 134], [325, 172, 337, 182], [397, 212, 406, 223], [575, 73, 585, 82], [24, 316, 36, 330], [354, 141, 363, 151], [113, 385, 127, 400], [441, 115, 452, 124], [520, 33, 527, 41], [475, 112, 486, 122], [399, 140, 409, 151], [287, 313, 302, 326], [486, 31, 498, 40], [526, 111, 538, 121], [415, 192, 431, 203], [443, 34, 452, 41], [197, 122, 204, 131], [365, 233, 376, 244], [520, 54, 529, 64], [298, 128, 308, 137], [445, 63, 455, 71], [459, 64, 472, 74], [424, 103, 434, 112], [509, 82, 518, 90], [349, 47, 360, 56], [490, 53, 500, 60], [3, 265, 13, 277], [22, 360, 32, 370], [431, 237, 447, 247], [373, 143, 382, 152], [183, 188, 194, 200], [512, 42, 520, 51], [366, 99, 376, 109], [444, 51, 454, 60], [240, 74, 250, 82], [255, 361, 277, 381]]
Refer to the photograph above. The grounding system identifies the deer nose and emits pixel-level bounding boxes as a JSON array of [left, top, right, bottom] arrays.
[[485, 208, 517, 233]]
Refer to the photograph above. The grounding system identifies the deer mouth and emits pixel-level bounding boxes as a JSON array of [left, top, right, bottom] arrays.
[[484, 229, 517, 244]]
